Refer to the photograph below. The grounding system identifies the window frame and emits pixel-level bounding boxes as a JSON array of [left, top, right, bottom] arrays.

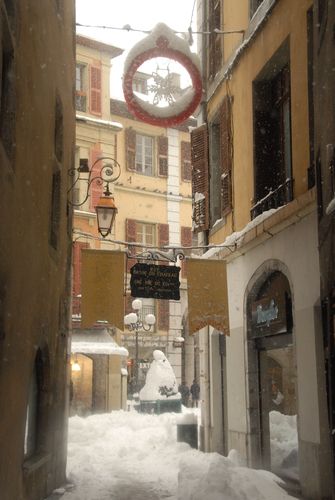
[[135, 133, 155, 176]]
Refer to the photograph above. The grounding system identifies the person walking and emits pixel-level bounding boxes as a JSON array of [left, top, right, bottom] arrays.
[[178, 381, 190, 407], [190, 379, 200, 408]]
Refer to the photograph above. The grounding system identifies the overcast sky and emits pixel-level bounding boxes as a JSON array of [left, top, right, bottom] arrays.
[[75, 0, 197, 99]]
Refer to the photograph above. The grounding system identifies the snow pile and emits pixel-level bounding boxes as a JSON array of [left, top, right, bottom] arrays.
[[139, 349, 181, 401], [50, 410, 296, 500], [178, 452, 291, 500], [270, 411, 299, 479]]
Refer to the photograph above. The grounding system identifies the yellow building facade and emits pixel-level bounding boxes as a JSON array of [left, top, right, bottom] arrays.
[[193, 0, 331, 497], [72, 35, 195, 402]]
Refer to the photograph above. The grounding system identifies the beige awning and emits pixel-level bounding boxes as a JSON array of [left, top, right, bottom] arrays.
[[187, 258, 229, 335]]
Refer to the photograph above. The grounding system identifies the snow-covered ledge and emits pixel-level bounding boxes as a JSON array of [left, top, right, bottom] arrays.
[[202, 188, 316, 262]]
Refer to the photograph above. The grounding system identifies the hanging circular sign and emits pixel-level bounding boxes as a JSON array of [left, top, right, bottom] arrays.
[[122, 23, 202, 127]]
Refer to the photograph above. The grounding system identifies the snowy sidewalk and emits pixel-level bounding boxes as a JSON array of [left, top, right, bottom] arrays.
[[47, 410, 296, 500]]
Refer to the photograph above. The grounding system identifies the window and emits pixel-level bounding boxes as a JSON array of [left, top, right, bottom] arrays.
[[252, 41, 292, 219], [135, 134, 154, 176], [133, 77, 148, 95], [75, 63, 87, 112], [0, 1, 16, 162], [181, 141, 191, 182], [250, 0, 263, 18], [135, 222, 155, 246], [90, 64, 102, 115], [24, 348, 49, 460], [208, 0, 222, 79], [50, 169, 61, 249]]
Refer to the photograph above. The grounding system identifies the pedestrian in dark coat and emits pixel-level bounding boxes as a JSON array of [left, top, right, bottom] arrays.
[[178, 382, 190, 407], [190, 379, 200, 407]]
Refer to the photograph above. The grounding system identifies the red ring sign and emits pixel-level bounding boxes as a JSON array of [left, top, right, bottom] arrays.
[[123, 35, 202, 127]]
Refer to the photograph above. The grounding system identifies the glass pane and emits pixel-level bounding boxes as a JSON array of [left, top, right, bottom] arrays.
[[259, 346, 299, 481]]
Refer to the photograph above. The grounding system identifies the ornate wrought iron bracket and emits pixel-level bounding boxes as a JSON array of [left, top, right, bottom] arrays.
[[127, 247, 184, 264]]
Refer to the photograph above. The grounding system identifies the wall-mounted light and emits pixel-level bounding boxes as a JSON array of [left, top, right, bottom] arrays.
[[71, 355, 81, 372], [68, 156, 121, 238]]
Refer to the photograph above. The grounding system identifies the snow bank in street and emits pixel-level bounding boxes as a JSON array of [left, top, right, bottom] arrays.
[[50, 410, 296, 500], [270, 411, 299, 480]]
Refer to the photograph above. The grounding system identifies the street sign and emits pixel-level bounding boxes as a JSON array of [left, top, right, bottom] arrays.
[[130, 263, 180, 300]]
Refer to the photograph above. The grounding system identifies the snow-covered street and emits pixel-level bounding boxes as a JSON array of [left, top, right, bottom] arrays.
[[48, 408, 296, 500]]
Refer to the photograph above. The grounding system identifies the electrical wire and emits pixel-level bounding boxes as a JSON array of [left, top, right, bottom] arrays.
[[75, 22, 244, 37]]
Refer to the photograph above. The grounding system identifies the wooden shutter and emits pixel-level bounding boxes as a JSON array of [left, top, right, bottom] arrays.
[[125, 128, 136, 171], [90, 63, 102, 115], [158, 223, 169, 248], [126, 218, 137, 273], [89, 145, 103, 211], [181, 141, 191, 181], [180, 226, 192, 278], [125, 295, 133, 314], [191, 124, 209, 233], [158, 136, 168, 177], [220, 97, 233, 216], [158, 299, 169, 331]]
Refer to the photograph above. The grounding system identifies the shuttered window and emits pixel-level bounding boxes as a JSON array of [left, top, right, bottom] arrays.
[[136, 134, 154, 176], [181, 141, 191, 181], [90, 63, 101, 115], [89, 145, 103, 211], [208, 0, 222, 79], [220, 97, 233, 216], [180, 226, 192, 278], [191, 125, 209, 233], [158, 136, 168, 177], [126, 218, 137, 273]]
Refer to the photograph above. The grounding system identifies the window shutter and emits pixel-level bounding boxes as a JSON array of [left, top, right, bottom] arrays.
[[90, 64, 102, 115], [158, 299, 169, 331], [126, 218, 137, 273], [158, 223, 169, 248], [191, 124, 209, 233], [158, 136, 168, 177], [220, 97, 233, 216], [125, 128, 136, 171], [181, 141, 191, 181], [180, 226, 192, 278], [89, 145, 103, 211], [125, 295, 133, 314]]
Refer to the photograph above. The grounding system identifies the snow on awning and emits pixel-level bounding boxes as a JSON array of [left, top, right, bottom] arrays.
[[71, 329, 128, 357]]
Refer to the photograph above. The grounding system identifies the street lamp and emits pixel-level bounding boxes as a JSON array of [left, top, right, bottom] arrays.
[[124, 299, 156, 392], [68, 156, 120, 238]]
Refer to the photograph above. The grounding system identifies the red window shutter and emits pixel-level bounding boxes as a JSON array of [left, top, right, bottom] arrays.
[[90, 64, 102, 115], [125, 128, 136, 171], [72, 241, 89, 315], [220, 97, 233, 216], [158, 136, 168, 177], [181, 141, 191, 181], [126, 218, 137, 273], [191, 124, 209, 233], [180, 226, 192, 278], [158, 299, 169, 331], [158, 223, 169, 248], [89, 145, 103, 211]]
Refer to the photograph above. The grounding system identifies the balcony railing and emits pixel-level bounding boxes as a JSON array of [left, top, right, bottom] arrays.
[[75, 92, 87, 112], [251, 178, 293, 220]]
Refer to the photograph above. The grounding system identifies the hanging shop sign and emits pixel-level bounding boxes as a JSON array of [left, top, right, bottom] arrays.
[[122, 23, 202, 127], [130, 263, 180, 300]]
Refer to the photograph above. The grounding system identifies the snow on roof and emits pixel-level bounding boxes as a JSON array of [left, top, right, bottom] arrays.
[[71, 329, 128, 357], [76, 114, 123, 131]]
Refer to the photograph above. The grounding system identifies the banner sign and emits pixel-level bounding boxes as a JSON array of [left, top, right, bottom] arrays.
[[130, 263, 180, 300]]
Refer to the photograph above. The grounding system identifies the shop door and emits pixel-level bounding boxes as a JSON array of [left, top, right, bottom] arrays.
[[258, 343, 299, 481]]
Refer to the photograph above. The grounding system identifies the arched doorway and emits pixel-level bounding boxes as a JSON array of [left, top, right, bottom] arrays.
[[247, 267, 299, 483]]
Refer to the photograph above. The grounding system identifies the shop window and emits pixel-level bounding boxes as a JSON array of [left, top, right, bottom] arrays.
[[252, 40, 292, 219], [208, 0, 222, 79], [76, 63, 87, 112]]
